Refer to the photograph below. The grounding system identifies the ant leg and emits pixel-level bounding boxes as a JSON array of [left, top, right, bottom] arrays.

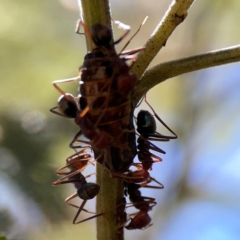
[[70, 142, 92, 150], [50, 106, 67, 117], [67, 146, 91, 155], [53, 171, 95, 186], [65, 192, 79, 209], [113, 20, 130, 45], [121, 47, 145, 68], [65, 193, 99, 216], [146, 152, 162, 162], [71, 139, 91, 150], [138, 145, 163, 161], [137, 154, 162, 171], [75, 198, 130, 225], [149, 177, 164, 188], [120, 47, 145, 56], [66, 151, 95, 167], [135, 94, 146, 108], [54, 156, 92, 176], [52, 76, 80, 99], [144, 96, 177, 139], [146, 134, 172, 141], [140, 177, 164, 189], [145, 139, 166, 154], [141, 223, 153, 230], [73, 198, 127, 225], [131, 162, 146, 169], [79, 106, 90, 117], [111, 172, 147, 182], [118, 217, 131, 229], [69, 130, 83, 149], [119, 16, 148, 53], [72, 194, 126, 224], [139, 137, 166, 154], [75, 20, 92, 38], [56, 148, 94, 175], [73, 199, 103, 224]]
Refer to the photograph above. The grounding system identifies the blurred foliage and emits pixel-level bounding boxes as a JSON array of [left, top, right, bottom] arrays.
[[0, 0, 240, 240], [0, 209, 13, 237], [0, 235, 9, 240]]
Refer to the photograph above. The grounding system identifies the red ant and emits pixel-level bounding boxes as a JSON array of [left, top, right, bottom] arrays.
[[54, 147, 93, 179], [53, 170, 101, 224], [135, 97, 178, 170], [121, 181, 159, 230], [52, 149, 101, 224], [136, 98, 177, 141]]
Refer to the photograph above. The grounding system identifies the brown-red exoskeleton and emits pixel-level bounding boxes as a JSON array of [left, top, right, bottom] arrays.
[[123, 181, 159, 230], [52, 148, 101, 224], [135, 97, 178, 170], [50, 19, 146, 174]]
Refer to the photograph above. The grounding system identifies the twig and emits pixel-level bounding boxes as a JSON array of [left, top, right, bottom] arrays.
[[133, 45, 240, 105], [131, 0, 195, 80], [79, 1, 124, 240]]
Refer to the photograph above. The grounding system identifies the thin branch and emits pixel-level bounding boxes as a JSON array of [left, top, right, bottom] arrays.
[[79, 1, 124, 240], [133, 45, 240, 104], [131, 0, 195, 80]]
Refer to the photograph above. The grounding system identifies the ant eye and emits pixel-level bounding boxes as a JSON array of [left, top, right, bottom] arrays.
[[58, 94, 78, 118]]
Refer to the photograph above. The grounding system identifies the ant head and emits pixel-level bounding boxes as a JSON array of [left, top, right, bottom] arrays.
[[91, 24, 112, 48], [57, 93, 78, 118], [77, 182, 100, 200]]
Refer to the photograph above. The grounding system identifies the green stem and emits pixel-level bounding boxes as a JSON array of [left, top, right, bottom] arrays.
[[79, 1, 124, 239], [134, 44, 240, 105], [131, 0, 195, 80]]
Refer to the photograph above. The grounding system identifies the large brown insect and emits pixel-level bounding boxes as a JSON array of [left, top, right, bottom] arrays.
[[50, 19, 146, 178]]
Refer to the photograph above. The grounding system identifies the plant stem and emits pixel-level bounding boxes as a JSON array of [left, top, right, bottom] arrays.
[[78, 0, 240, 239], [79, 1, 124, 239], [134, 44, 240, 104], [131, 0, 195, 80]]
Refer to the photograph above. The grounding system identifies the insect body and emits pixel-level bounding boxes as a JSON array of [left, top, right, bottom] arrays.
[[52, 149, 101, 224], [51, 20, 141, 153], [51, 20, 146, 178], [124, 182, 157, 230], [135, 98, 178, 170]]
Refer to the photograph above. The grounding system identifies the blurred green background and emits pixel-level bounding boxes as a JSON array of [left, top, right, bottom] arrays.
[[1, 0, 240, 240]]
